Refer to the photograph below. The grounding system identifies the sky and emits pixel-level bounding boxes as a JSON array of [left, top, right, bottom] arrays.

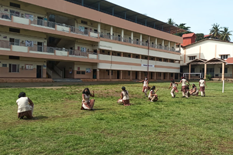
[[107, 0, 233, 40]]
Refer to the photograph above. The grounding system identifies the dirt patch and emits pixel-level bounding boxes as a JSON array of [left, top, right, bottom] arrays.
[[218, 141, 233, 153]]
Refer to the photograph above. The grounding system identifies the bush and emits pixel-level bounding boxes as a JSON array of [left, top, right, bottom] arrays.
[[206, 74, 212, 81]]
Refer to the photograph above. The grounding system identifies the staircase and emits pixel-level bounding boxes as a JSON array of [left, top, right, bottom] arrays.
[[47, 66, 62, 79]]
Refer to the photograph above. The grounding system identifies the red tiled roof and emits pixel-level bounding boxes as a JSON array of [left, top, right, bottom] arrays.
[[182, 33, 195, 38], [226, 57, 233, 64], [204, 35, 211, 38]]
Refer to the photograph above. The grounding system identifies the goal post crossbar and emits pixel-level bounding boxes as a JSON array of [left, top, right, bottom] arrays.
[[183, 73, 202, 79]]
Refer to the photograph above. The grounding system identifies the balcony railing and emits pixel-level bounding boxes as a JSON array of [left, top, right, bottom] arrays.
[[0, 40, 96, 57], [0, 10, 180, 53], [0, 11, 99, 39]]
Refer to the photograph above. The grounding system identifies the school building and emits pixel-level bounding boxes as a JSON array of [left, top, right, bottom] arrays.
[[180, 33, 233, 81], [0, 0, 184, 82]]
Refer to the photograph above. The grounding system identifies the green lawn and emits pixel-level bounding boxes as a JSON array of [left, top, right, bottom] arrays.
[[0, 82, 233, 155]]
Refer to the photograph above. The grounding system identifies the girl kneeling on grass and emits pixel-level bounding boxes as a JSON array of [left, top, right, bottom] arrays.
[[169, 79, 179, 98], [16, 92, 34, 119], [148, 86, 159, 102], [117, 86, 131, 106], [81, 88, 95, 110]]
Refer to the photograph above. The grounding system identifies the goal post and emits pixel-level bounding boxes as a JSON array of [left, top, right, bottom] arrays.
[[183, 73, 202, 79]]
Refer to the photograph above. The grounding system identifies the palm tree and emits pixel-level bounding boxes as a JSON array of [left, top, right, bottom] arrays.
[[209, 23, 221, 39], [167, 18, 175, 26], [175, 23, 191, 31], [220, 27, 232, 42]]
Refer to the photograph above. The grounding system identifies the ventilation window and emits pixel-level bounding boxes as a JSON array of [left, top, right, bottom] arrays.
[[9, 28, 20, 33], [81, 20, 88, 25], [9, 56, 20, 60], [10, 2, 20, 8]]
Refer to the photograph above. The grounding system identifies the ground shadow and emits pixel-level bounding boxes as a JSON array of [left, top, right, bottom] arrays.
[[23, 115, 48, 120]]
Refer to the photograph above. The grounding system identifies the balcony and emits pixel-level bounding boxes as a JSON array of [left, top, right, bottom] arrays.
[[0, 11, 99, 40], [0, 40, 97, 60], [100, 32, 180, 53]]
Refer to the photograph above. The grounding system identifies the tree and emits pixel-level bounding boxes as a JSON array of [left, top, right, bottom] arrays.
[[175, 23, 191, 31], [209, 23, 221, 39], [175, 23, 192, 37], [167, 18, 175, 26], [195, 33, 204, 42], [220, 27, 232, 42]]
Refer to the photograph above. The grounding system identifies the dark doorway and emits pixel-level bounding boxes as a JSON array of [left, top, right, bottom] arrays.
[[117, 71, 120, 79], [135, 72, 138, 79], [37, 16, 43, 26], [93, 69, 97, 79], [175, 73, 178, 79], [37, 65, 42, 78]]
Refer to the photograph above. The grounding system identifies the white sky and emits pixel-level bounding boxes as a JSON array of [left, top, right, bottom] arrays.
[[107, 0, 233, 40]]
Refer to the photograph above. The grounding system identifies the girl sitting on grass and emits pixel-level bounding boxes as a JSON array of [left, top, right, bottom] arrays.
[[81, 88, 95, 110], [16, 92, 34, 119], [117, 86, 131, 106], [148, 86, 159, 102], [190, 84, 199, 96], [168, 79, 179, 98]]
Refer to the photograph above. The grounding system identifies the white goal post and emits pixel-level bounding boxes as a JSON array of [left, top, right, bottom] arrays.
[[183, 73, 202, 79]]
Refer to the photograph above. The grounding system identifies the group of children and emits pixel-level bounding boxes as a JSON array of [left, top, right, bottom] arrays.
[[16, 77, 207, 119], [169, 77, 207, 98]]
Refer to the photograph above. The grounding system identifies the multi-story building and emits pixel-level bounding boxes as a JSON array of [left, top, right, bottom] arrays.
[[180, 33, 233, 81], [0, 0, 184, 82]]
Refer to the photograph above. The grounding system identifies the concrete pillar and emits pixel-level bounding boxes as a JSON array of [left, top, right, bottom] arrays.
[[131, 54, 133, 58], [97, 69, 100, 80], [139, 55, 142, 59], [131, 32, 134, 44], [189, 63, 191, 80], [161, 73, 164, 80], [110, 70, 112, 81], [121, 29, 124, 42], [98, 23, 101, 34], [139, 71, 141, 80], [110, 51, 112, 55], [222, 63, 225, 81], [154, 72, 157, 81], [167, 73, 170, 80], [179, 44, 181, 51], [110, 26, 113, 40], [204, 63, 207, 79], [130, 71, 132, 81], [140, 34, 142, 45], [155, 38, 157, 45], [120, 70, 123, 80], [121, 52, 123, 57], [174, 43, 176, 49], [162, 40, 165, 48], [168, 41, 171, 50]]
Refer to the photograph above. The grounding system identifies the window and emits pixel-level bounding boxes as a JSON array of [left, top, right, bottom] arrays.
[[81, 71, 85, 74], [189, 56, 196, 60], [220, 55, 228, 60], [9, 28, 20, 33], [9, 64, 19, 72], [10, 2, 20, 8], [10, 10, 20, 17], [81, 20, 88, 25], [2, 64, 7, 67], [9, 38, 20, 46], [9, 56, 20, 60], [76, 71, 81, 74], [106, 70, 109, 75], [220, 68, 228, 73], [128, 71, 130, 76]]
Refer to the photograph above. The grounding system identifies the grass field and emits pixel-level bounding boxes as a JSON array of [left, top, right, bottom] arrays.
[[0, 81, 233, 155]]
